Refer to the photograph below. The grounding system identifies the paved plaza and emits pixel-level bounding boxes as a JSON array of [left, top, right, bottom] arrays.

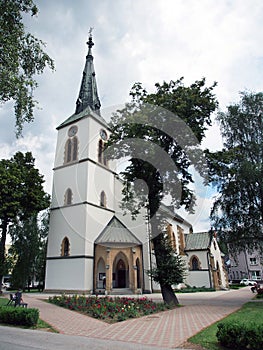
[[16, 287, 254, 349]]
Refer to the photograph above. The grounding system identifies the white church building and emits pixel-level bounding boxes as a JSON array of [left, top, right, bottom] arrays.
[[45, 34, 228, 294]]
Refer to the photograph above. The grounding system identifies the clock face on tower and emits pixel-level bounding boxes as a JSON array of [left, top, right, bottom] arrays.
[[100, 129, 107, 140], [68, 125, 78, 137]]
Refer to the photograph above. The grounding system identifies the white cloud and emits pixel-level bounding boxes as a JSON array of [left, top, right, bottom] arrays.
[[1, 0, 263, 231]]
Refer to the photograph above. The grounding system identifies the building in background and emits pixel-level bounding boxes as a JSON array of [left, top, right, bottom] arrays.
[[228, 250, 263, 282]]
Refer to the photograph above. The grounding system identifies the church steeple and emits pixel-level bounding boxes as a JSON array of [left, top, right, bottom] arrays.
[[75, 30, 101, 115]]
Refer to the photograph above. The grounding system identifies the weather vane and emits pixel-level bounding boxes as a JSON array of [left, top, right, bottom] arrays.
[[87, 27, 94, 48]]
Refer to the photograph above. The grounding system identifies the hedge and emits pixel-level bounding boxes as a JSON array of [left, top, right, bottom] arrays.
[[0, 306, 39, 327], [217, 321, 263, 350]]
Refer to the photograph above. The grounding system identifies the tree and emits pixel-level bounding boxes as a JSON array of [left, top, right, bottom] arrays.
[[9, 215, 39, 290], [107, 78, 218, 304], [9, 211, 49, 290], [0, 0, 54, 136], [206, 91, 263, 252], [34, 210, 49, 290], [148, 232, 186, 301], [0, 151, 50, 291]]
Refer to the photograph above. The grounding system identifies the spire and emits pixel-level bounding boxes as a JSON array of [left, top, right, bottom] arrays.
[[75, 29, 101, 115]]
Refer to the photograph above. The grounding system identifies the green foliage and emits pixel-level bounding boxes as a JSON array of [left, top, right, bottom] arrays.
[[0, 306, 39, 327], [0, 152, 50, 289], [0, 152, 50, 221], [0, 0, 54, 136], [216, 321, 263, 350], [48, 295, 173, 323], [129, 78, 218, 142], [206, 91, 263, 251], [149, 233, 186, 287], [108, 79, 217, 304], [9, 211, 49, 290], [108, 78, 218, 218]]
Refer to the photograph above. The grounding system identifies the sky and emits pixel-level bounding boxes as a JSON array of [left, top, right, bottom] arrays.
[[1, 0, 263, 232]]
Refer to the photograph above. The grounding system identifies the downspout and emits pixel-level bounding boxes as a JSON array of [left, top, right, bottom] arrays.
[[207, 251, 213, 289], [93, 243, 96, 294]]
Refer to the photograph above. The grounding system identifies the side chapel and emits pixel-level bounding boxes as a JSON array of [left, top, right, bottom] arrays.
[[45, 34, 228, 294]]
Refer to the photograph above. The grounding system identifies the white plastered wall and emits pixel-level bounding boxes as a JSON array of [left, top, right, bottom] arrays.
[[185, 250, 212, 288]]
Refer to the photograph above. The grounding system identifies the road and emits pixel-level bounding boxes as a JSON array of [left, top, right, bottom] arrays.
[[0, 326, 171, 350]]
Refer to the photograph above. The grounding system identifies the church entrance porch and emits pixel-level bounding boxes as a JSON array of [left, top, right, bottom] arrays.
[[94, 244, 143, 294], [113, 255, 128, 288]]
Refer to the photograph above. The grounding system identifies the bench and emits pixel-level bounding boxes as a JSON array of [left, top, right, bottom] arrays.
[[6, 293, 16, 306], [6, 292, 28, 308], [14, 292, 28, 308]]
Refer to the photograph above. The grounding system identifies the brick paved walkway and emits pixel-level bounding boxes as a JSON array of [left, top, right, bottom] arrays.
[[22, 287, 253, 349]]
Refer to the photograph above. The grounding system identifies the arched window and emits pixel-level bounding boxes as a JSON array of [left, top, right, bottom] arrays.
[[167, 224, 176, 250], [65, 137, 78, 163], [98, 140, 107, 166], [61, 237, 70, 256], [178, 226, 185, 252], [66, 139, 72, 163], [72, 137, 78, 161], [100, 191, 106, 207], [191, 256, 199, 270], [98, 140, 103, 163], [64, 188, 73, 205]]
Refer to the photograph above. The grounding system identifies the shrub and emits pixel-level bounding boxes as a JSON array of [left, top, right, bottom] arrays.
[[0, 306, 39, 327], [216, 321, 263, 350], [176, 286, 215, 293]]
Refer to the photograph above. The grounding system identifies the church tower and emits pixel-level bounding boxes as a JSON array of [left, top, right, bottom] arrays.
[[45, 33, 118, 292], [45, 33, 148, 294]]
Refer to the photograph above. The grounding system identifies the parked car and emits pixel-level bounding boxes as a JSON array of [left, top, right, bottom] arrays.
[[229, 280, 241, 285], [240, 279, 257, 286]]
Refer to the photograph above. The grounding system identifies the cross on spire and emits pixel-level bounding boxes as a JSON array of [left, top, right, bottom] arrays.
[[87, 27, 94, 50]]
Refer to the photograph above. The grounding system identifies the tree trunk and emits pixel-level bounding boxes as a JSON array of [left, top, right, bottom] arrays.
[[0, 218, 8, 293], [161, 284, 179, 305], [150, 216, 179, 305]]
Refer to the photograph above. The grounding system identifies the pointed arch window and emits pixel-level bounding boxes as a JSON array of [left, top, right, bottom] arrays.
[[191, 256, 200, 270], [167, 224, 176, 250], [100, 191, 107, 207], [65, 137, 78, 163], [66, 139, 72, 163], [72, 137, 78, 161], [98, 140, 107, 166], [61, 237, 70, 256], [64, 188, 73, 205], [98, 140, 103, 163]]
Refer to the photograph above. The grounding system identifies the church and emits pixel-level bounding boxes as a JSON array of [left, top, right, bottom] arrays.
[[45, 34, 228, 294]]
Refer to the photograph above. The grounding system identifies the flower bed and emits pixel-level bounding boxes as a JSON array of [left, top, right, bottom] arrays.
[[48, 295, 174, 322]]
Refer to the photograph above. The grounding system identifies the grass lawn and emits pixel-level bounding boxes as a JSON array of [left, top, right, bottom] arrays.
[[188, 301, 263, 350]]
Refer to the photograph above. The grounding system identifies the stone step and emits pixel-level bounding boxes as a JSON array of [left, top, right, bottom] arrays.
[[109, 288, 134, 295]]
